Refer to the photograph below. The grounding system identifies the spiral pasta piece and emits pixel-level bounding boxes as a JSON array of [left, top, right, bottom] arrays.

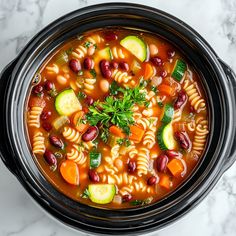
[[62, 126, 81, 144], [84, 78, 96, 95], [137, 147, 149, 176], [133, 179, 156, 194], [67, 144, 86, 165], [71, 45, 88, 59], [192, 117, 209, 155], [111, 144, 120, 159], [143, 130, 156, 149], [183, 79, 206, 112], [111, 46, 125, 59], [32, 131, 45, 154], [86, 35, 104, 45], [111, 69, 132, 84], [100, 173, 137, 185], [28, 106, 43, 128], [136, 117, 158, 130], [173, 109, 182, 123], [46, 63, 59, 74]]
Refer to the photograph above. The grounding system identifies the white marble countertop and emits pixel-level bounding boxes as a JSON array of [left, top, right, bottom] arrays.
[[0, 0, 236, 235]]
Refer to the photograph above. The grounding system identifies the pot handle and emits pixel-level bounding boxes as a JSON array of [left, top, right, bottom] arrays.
[[219, 59, 236, 171], [0, 60, 18, 175]]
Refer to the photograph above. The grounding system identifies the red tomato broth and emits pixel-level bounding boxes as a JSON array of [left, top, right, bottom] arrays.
[[27, 28, 209, 208]]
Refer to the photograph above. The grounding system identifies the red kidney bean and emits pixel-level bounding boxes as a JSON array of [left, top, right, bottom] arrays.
[[42, 122, 52, 132], [119, 61, 129, 71], [49, 135, 64, 149], [83, 57, 94, 70], [100, 60, 112, 79], [160, 70, 167, 78], [165, 150, 180, 158], [175, 131, 191, 150], [44, 81, 54, 91], [127, 160, 136, 173], [84, 96, 94, 106], [44, 149, 57, 166], [150, 56, 163, 67], [88, 169, 100, 182], [122, 194, 132, 202], [147, 176, 157, 186], [33, 84, 43, 95], [41, 110, 52, 120], [82, 126, 98, 142], [189, 106, 195, 113], [110, 61, 119, 69], [156, 154, 169, 172], [167, 49, 175, 58], [174, 90, 187, 110], [69, 59, 81, 73], [104, 32, 118, 41]]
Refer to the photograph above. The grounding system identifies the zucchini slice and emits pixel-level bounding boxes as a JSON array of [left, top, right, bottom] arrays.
[[157, 123, 177, 150], [88, 184, 116, 204], [97, 47, 113, 60], [171, 59, 187, 81], [120, 36, 147, 62], [160, 104, 174, 123], [55, 89, 82, 116]]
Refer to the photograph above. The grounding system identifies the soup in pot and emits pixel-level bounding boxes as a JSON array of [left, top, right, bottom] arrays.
[[27, 28, 209, 208]]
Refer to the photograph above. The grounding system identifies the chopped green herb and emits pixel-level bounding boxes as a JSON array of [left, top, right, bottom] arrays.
[[90, 69, 96, 78], [144, 101, 150, 108], [157, 101, 164, 108], [130, 197, 153, 206], [84, 41, 92, 48], [86, 84, 147, 133], [116, 138, 124, 145], [77, 92, 86, 100], [151, 86, 158, 94], [139, 76, 147, 88], [32, 73, 41, 85], [65, 47, 74, 55], [77, 35, 84, 40], [82, 188, 90, 199], [110, 81, 119, 95], [100, 126, 109, 143], [116, 138, 131, 147], [78, 70, 84, 76]]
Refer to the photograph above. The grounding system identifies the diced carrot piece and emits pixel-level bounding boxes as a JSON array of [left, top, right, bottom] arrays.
[[159, 174, 171, 190], [129, 125, 145, 143], [73, 111, 89, 133], [60, 160, 79, 185], [158, 84, 174, 96], [144, 63, 154, 80], [167, 159, 184, 177], [152, 106, 161, 117], [28, 97, 46, 108], [109, 125, 125, 138]]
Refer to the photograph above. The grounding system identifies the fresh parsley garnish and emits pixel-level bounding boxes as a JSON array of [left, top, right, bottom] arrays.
[[86, 84, 147, 134], [130, 197, 153, 206], [90, 69, 96, 78], [65, 47, 74, 55], [157, 101, 164, 107], [110, 81, 119, 95], [77, 92, 86, 100], [82, 188, 90, 199], [84, 41, 92, 48], [151, 85, 158, 94], [116, 138, 131, 147]]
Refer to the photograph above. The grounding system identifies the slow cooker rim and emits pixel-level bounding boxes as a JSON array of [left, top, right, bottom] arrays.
[[3, 3, 236, 234]]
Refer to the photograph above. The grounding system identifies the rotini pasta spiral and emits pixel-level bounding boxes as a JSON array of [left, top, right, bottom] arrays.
[[46, 63, 59, 74], [111, 144, 120, 159], [67, 144, 86, 165], [71, 45, 87, 59], [136, 117, 158, 130], [183, 79, 206, 112], [100, 173, 137, 185], [111, 46, 125, 59], [192, 117, 209, 155], [32, 131, 45, 154], [62, 126, 81, 144], [28, 106, 43, 128], [86, 35, 104, 44], [111, 69, 132, 84], [137, 147, 149, 176], [133, 179, 156, 194], [84, 78, 96, 94], [143, 130, 156, 149], [173, 109, 182, 123]]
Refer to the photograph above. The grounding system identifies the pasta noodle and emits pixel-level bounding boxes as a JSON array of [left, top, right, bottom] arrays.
[[86, 35, 104, 44], [46, 64, 59, 74], [71, 45, 87, 59], [84, 78, 96, 94], [111, 69, 132, 84], [100, 173, 137, 185], [62, 126, 81, 144], [32, 131, 45, 154], [143, 130, 156, 149], [28, 106, 43, 128], [183, 79, 206, 112], [67, 144, 87, 165], [137, 147, 149, 176], [173, 109, 182, 123]]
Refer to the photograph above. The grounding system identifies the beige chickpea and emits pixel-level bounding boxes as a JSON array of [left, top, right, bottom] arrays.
[[149, 44, 158, 57], [56, 75, 68, 85], [88, 45, 95, 56], [99, 79, 110, 93], [114, 158, 124, 171]]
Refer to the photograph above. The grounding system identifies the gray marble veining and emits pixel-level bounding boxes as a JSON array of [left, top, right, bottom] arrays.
[[0, 0, 236, 235]]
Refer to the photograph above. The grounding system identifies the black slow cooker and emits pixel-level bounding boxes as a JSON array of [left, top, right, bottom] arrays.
[[0, 3, 236, 235]]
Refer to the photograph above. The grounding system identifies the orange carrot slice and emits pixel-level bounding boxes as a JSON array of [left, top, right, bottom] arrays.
[[73, 111, 89, 133], [167, 159, 184, 177], [129, 125, 145, 143], [60, 160, 80, 185], [159, 174, 171, 190], [109, 126, 125, 138], [158, 84, 174, 96], [144, 63, 154, 80]]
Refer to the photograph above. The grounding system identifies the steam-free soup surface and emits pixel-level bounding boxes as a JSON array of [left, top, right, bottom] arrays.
[[27, 28, 209, 208]]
